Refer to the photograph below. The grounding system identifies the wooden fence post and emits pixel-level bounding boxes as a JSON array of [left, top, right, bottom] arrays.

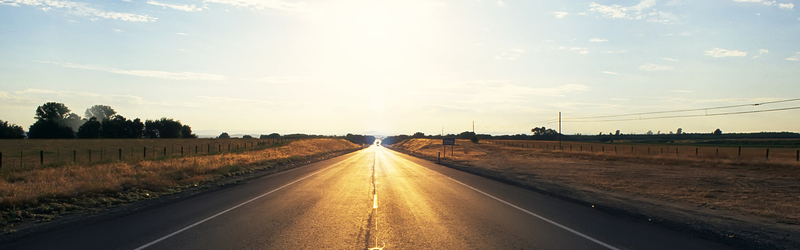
[[73, 149, 76, 164], [738, 147, 742, 158], [88, 149, 92, 163], [0, 152, 3, 170], [181, 146, 184, 156], [696, 148, 698, 156], [119, 148, 122, 161], [766, 149, 770, 160], [40, 150, 44, 166], [143, 147, 146, 159]]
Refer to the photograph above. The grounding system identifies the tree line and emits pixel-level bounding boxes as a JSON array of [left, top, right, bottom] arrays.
[[0, 102, 196, 139]]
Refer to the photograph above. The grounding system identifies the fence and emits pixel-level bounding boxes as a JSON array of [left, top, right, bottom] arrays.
[[484, 139, 800, 162], [0, 138, 291, 171]]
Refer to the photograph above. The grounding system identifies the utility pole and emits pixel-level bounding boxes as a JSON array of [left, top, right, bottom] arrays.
[[472, 121, 474, 134], [558, 112, 562, 150]]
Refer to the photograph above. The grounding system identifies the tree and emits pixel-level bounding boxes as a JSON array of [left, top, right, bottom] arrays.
[[242, 135, 254, 139], [34, 102, 71, 122], [412, 132, 425, 138], [145, 118, 183, 138], [61, 112, 84, 132], [100, 115, 144, 138], [84, 105, 116, 121], [676, 128, 683, 135], [181, 125, 197, 138], [28, 120, 74, 138], [713, 128, 722, 135], [218, 132, 231, 139], [77, 117, 101, 138], [646, 130, 654, 135], [615, 130, 621, 136], [0, 120, 25, 139], [260, 133, 280, 139], [470, 135, 479, 143]]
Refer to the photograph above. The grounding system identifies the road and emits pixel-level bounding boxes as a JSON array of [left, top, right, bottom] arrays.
[[3, 145, 734, 250]]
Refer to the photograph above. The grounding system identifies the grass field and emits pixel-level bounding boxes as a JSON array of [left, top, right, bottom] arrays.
[[391, 138, 800, 249], [0, 138, 361, 226], [484, 139, 800, 163], [0, 138, 288, 172]]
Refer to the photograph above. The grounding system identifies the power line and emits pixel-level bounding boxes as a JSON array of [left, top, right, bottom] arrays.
[[562, 106, 800, 123], [562, 97, 800, 121]]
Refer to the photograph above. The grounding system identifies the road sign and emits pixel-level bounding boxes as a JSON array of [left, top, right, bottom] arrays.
[[443, 138, 455, 145]]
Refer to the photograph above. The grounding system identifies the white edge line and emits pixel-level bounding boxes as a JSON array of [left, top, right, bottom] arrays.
[[134, 155, 357, 250], [443, 176, 621, 250]]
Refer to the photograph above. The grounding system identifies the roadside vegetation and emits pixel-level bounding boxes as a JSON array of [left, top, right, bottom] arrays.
[[0, 138, 360, 230], [389, 138, 800, 250]]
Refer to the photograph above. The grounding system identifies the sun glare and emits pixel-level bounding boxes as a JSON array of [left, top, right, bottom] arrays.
[[305, 0, 447, 78]]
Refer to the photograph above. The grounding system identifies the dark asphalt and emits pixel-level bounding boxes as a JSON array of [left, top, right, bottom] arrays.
[[2, 145, 736, 250]]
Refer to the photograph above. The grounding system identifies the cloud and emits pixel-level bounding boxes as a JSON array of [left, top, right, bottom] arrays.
[[752, 49, 769, 58], [670, 90, 694, 93], [36, 61, 228, 81], [0, 0, 157, 22], [787, 52, 800, 61], [602, 71, 618, 75], [497, 1, 505, 7], [202, 0, 309, 12], [589, 38, 608, 42], [551, 11, 569, 18], [639, 63, 674, 71], [197, 95, 275, 105], [494, 49, 526, 60], [589, 0, 679, 23], [733, 0, 794, 10], [176, 32, 189, 36], [113, 29, 123, 32], [570, 47, 589, 54], [147, 1, 203, 12], [704, 48, 747, 57], [661, 57, 679, 62]]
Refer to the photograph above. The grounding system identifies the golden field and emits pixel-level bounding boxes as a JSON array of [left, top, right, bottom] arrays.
[[0, 138, 360, 208]]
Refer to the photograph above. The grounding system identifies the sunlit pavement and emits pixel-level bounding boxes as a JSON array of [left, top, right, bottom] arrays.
[[3, 145, 734, 250]]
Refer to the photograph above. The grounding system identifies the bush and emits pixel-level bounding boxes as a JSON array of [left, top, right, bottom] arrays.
[[470, 135, 479, 143]]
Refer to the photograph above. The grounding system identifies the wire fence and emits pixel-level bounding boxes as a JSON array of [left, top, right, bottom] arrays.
[[0, 138, 291, 172], [484, 139, 800, 163]]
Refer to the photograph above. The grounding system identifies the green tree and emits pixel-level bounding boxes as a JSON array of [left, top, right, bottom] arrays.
[[29, 102, 77, 139], [218, 132, 231, 139], [100, 115, 144, 138], [145, 118, 183, 138], [242, 135, 254, 139], [0, 120, 25, 139], [181, 125, 197, 138], [84, 105, 116, 121], [470, 135, 479, 143], [713, 128, 722, 135], [77, 117, 101, 138]]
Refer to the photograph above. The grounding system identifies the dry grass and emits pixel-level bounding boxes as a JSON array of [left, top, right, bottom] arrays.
[[393, 138, 800, 224], [0, 138, 283, 171], [0, 139, 359, 208]]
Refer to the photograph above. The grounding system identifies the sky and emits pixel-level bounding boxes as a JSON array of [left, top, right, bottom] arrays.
[[1, 0, 799, 137]]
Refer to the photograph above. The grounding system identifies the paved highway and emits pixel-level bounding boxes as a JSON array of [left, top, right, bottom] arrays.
[[3, 145, 734, 249]]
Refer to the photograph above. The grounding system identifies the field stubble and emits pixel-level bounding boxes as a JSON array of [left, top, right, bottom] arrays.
[[0, 138, 360, 230], [391, 138, 800, 250]]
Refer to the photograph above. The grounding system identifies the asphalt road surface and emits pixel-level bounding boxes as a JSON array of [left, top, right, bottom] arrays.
[[3, 145, 735, 250]]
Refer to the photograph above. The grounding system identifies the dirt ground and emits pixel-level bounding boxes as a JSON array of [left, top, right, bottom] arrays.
[[390, 139, 800, 250]]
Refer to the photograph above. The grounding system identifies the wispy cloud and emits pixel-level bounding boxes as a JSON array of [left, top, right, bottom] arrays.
[[569, 47, 589, 54], [197, 95, 275, 105], [670, 90, 694, 93], [497, 1, 505, 7], [661, 57, 679, 62], [202, 0, 309, 12], [752, 49, 769, 58], [589, 38, 608, 42], [589, 0, 679, 24], [787, 52, 800, 61], [732, 0, 794, 10], [147, 1, 203, 12], [639, 63, 674, 71], [36, 61, 228, 81], [704, 48, 747, 57], [0, 0, 157, 22], [494, 49, 526, 60], [176, 32, 189, 36], [602, 71, 618, 75], [551, 11, 569, 18]]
